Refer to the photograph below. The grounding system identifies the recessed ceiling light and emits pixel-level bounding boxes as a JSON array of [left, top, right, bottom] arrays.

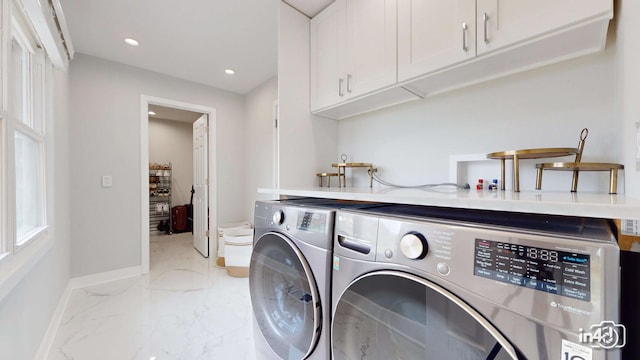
[[225, 69, 235, 75], [148, 111, 156, 115], [124, 38, 139, 46]]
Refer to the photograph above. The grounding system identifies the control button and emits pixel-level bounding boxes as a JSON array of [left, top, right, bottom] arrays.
[[400, 232, 429, 260], [272, 210, 284, 225], [286, 225, 290, 231], [437, 262, 450, 276], [384, 249, 393, 259]]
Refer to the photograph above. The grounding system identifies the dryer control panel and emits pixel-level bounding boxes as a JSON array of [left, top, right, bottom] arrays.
[[473, 238, 591, 301]]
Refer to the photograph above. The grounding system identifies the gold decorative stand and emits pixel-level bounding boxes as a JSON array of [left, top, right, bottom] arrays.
[[316, 172, 341, 187], [487, 148, 578, 192], [487, 128, 589, 192], [331, 162, 375, 187], [535, 162, 624, 194]]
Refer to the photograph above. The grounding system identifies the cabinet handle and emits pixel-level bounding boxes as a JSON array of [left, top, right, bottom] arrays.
[[338, 78, 344, 97], [462, 22, 468, 52], [347, 74, 352, 94], [483, 12, 489, 44]]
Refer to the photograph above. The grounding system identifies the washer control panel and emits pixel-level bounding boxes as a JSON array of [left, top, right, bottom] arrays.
[[296, 211, 328, 234], [255, 201, 335, 250]]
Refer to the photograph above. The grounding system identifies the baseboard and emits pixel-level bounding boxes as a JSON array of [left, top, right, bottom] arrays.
[[68, 265, 142, 289], [35, 265, 143, 359], [34, 283, 72, 360]]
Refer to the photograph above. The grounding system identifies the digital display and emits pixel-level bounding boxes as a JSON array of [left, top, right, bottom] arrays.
[[296, 211, 327, 234], [474, 239, 590, 301]]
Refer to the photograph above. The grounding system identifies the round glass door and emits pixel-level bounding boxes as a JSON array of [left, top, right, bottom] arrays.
[[249, 232, 321, 360], [332, 271, 519, 360]]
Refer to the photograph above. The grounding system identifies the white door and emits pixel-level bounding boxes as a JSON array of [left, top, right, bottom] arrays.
[[397, 0, 476, 82], [193, 114, 208, 257]]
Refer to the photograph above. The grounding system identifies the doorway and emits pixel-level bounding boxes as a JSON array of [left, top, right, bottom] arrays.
[[140, 95, 217, 274]]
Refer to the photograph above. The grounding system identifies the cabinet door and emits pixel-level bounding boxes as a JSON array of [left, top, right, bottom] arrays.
[[398, 0, 476, 82], [310, 0, 346, 111], [477, 0, 612, 55], [344, 0, 397, 99]]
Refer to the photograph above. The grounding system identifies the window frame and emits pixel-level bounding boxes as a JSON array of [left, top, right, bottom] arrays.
[[0, 0, 50, 266], [13, 126, 47, 247], [0, 0, 58, 303], [0, 0, 6, 262], [9, 2, 48, 252], [0, 116, 6, 261]]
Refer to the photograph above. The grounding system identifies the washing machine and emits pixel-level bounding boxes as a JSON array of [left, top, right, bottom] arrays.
[[331, 205, 621, 360], [250, 199, 384, 360]]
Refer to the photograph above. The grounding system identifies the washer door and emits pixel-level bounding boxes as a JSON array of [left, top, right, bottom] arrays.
[[332, 271, 519, 360], [249, 232, 321, 360]]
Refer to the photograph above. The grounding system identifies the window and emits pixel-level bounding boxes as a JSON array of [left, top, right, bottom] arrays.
[[0, 0, 56, 300], [1, 1, 48, 255], [15, 130, 45, 244]]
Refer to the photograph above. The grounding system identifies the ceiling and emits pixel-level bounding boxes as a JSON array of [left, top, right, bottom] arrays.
[[148, 105, 203, 123], [283, 0, 334, 18], [58, 0, 334, 96], [58, 0, 280, 94]]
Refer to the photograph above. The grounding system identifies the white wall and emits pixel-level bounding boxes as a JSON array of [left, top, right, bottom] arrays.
[[0, 67, 70, 360], [619, 0, 640, 199], [149, 118, 194, 206], [69, 54, 246, 277], [244, 77, 278, 221], [338, 36, 621, 193], [278, 2, 339, 188]]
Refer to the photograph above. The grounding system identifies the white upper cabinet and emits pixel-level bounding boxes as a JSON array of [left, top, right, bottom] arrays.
[[399, 0, 612, 82], [310, 0, 346, 111], [398, 0, 476, 82], [344, 0, 397, 99], [476, 0, 612, 55], [310, 0, 398, 112], [311, 0, 612, 119]]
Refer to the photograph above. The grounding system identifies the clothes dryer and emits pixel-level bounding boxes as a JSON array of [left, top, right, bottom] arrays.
[[250, 199, 383, 360], [331, 205, 621, 360]]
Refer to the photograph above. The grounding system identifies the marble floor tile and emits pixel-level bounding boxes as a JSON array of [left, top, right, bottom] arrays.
[[48, 233, 256, 360]]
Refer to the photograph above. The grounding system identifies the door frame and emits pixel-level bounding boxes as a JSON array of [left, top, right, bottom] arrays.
[[140, 95, 217, 273]]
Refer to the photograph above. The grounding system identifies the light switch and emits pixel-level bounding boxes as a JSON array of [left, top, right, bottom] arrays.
[[102, 175, 113, 188]]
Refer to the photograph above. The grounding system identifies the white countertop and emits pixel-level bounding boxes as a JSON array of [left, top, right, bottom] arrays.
[[258, 186, 640, 219]]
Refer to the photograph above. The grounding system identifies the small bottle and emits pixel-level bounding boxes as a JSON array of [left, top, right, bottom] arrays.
[[488, 179, 499, 191], [476, 179, 484, 190]]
